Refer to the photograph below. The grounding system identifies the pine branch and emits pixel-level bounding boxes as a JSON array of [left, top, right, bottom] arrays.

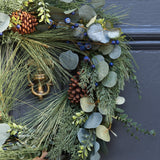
[[22, 91, 69, 147], [0, 44, 31, 121], [0, 147, 41, 160]]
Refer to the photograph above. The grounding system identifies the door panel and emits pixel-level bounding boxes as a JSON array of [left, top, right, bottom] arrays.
[[101, 50, 160, 160], [106, 0, 160, 25], [101, 1, 160, 159]]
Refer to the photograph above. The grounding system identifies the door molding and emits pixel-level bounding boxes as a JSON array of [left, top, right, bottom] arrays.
[[120, 25, 160, 50]]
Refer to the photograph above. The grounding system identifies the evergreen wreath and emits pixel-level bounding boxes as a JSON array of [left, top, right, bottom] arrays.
[[0, 0, 155, 160]]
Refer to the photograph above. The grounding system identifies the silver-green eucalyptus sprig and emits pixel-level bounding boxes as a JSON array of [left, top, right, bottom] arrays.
[[117, 113, 156, 139]]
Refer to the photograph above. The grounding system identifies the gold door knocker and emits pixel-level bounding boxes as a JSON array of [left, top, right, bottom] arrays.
[[27, 60, 53, 100]]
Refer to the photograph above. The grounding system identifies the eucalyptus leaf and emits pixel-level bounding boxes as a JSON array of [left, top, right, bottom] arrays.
[[84, 112, 103, 129], [64, 8, 77, 14], [80, 97, 95, 113], [105, 21, 114, 29], [92, 55, 105, 65], [103, 30, 110, 42], [60, 0, 73, 3], [86, 15, 97, 28], [87, 23, 110, 43], [115, 107, 125, 113], [73, 24, 85, 39], [109, 45, 121, 59], [78, 5, 97, 21], [96, 125, 110, 142], [50, 7, 65, 21], [59, 50, 79, 70], [116, 96, 125, 105], [36, 24, 49, 32], [94, 141, 100, 153], [0, 123, 10, 147], [0, 12, 10, 33], [56, 22, 69, 29], [108, 28, 121, 39], [102, 71, 117, 88], [90, 152, 101, 160], [77, 128, 89, 144], [98, 105, 108, 115], [50, 6, 79, 23], [91, 0, 105, 8], [96, 61, 109, 82], [99, 45, 114, 55]]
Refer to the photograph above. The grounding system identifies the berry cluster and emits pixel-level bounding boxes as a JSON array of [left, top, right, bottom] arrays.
[[111, 40, 120, 45]]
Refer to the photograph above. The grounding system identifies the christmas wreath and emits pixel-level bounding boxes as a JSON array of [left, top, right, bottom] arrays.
[[0, 0, 155, 160]]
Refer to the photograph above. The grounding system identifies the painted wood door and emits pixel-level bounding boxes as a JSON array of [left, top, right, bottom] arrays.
[[101, 0, 160, 160]]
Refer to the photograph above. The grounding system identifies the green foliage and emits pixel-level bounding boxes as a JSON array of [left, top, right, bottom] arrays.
[[37, 0, 51, 23], [0, 0, 153, 160], [8, 122, 24, 136], [117, 113, 156, 139], [47, 105, 80, 160], [72, 111, 88, 126], [1, 29, 86, 90], [96, 4, 128, 24], [20, 92, 82, 160], [118, 38, 141, 97], [45, 0, 86, 10], [0, 0, 24, 14], [9, 15, 22, 28], [96, 86, 116, 126], [0, 147, 41, 160], [78, 37, 139, 128], [78, 131, 94, 160], [79, 62, 98, 100], [0, 43, 30, 122], [22, 91, 68, 147]]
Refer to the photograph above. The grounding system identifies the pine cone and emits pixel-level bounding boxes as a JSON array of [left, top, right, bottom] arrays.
[[11, 11, 38, 35], [68, 72, 88, 104]]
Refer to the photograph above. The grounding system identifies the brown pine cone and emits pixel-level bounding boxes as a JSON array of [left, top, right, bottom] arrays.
[[68, 72, 88, 104], [11, 11, 38, 35]]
